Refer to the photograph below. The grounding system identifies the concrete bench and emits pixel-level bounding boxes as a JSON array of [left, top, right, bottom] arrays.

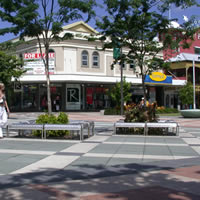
[[8, 124, 44, 138], [43, 124, 83, 141], [114, 122, 146, 135], [146, 122, 179, 135], [114, 121, 179, 135], [69, 120, 95, 137]]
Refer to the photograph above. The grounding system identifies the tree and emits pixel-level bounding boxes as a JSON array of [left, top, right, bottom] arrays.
[[0, 0, 96, 114], [179, 82, 193, 107], [0, 51, 24, 86], [97, 0, 196, 101], [110, 78, 132, 108]]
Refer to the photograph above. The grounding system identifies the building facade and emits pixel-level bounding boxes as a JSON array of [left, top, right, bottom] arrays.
[[8, 21, 185, 112], [163, 30, 200, 109]]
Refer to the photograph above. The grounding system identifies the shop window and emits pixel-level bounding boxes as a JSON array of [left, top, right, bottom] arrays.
[[49, 49, 55, 53], [194, 47, 200, 55], [120, 62, 126, 69], [130, 60, 135, 70], [92, 52, 99, 68], [81, 50, 89, 67]]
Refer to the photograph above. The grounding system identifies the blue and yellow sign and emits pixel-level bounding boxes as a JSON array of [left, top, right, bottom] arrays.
[[145, 72, 172, 84]]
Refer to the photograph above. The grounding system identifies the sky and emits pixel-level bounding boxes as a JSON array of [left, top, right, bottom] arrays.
[[0, 0, 200, 43]]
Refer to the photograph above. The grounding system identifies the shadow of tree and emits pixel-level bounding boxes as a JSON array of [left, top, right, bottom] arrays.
[[0, 159, 200, 199]]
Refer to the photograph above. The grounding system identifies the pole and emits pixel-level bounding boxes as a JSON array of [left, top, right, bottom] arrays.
[[169, 3, 171, 20], [120, 49, 124, 115], [193, 58, 196, 109]]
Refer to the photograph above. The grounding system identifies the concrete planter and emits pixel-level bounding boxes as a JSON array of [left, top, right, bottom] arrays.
[[180, 109, 200, 118]]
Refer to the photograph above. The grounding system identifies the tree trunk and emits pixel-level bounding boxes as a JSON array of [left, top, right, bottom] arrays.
[[142, 74, 147, 101], [45, 47, 52, 115]]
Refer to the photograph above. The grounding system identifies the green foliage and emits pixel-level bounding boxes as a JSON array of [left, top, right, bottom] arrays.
[[156, 108, 179, 114], [110, 78, 132, 107], [0, 51, 25, 86], [34, 112, 69, 138], [179, 82, 194, 105], [0, 0, 97, 115], [97, 0, 195, 100], [125, 103, 158, 123], [104, 108, 120, 115]]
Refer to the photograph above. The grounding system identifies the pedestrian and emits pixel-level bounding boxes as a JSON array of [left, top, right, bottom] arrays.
[[139, 97, 145, 108], [54, 95, 60, 112], [0, 83, 8, 139], [41, 96, 47, 111]]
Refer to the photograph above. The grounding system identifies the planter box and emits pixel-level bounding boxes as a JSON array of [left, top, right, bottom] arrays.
[[180, 109, 200, 118]]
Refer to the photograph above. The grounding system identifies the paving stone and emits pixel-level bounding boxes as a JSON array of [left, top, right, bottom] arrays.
[[145, 137, 166, 143], [165, 138, 186, 144], [116, 144, 144, 154], [80, 186, 200, 200], [161, 165, 200, 180], [169, 146, 199, 156], [70, 157, 110, 166], [0, 153, 19, 161], [124, 137, 145, 143], [107, 158, 142, 166], [89, 144, 121, 154], [0, 161, 31, 174], [144, 145, 171, 156], [105, 137, 126, 142], [6, 154, 46, 163], [0, 140, 74, 151]]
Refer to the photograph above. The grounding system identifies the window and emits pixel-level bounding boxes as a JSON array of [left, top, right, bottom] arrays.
[[130, 60, 135, 69], [49, 49, 55, 53], [81, 50, 89, 67], [122, 63, 126, 69], [194, 47, 200, 55], [92, 52, 99, 67]]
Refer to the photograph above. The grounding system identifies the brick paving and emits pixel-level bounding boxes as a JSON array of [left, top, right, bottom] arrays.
[[80, 186, 200, 200]]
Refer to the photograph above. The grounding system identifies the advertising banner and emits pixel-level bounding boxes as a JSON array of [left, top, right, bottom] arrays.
[[23, 53, 55, 74], [145, 72, 172, 85]]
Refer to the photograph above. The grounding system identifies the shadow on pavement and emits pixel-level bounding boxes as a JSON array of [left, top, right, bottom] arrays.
[[0, 158, 200, 199]]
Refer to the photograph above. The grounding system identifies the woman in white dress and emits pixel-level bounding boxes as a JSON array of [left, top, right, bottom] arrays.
[[0, 83, 8, 139]]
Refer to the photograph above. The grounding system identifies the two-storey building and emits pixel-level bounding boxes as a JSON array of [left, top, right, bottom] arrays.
[[8, 21, 185, 111]]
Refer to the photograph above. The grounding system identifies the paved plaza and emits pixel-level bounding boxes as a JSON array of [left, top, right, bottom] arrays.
[[0, 112, 200, 199]]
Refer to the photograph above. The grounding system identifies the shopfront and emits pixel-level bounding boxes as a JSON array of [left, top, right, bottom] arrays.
[[9, 82, 112, 112]]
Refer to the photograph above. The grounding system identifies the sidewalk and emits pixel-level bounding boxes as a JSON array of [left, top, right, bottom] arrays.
[[1, 112, 200, 199], [9, 112, 200, 127], [0, 125, 200, 199]]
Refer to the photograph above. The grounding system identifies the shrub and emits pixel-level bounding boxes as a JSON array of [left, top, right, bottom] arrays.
[[33, 112, 69, 138], [125, 103, 158, 123], [104, 108, 121, 115], [156, 107, 178, 114], [121, 103, 158, 135]]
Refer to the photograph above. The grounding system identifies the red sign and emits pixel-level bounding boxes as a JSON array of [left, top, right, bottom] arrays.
[[24, 53, 55, 60]]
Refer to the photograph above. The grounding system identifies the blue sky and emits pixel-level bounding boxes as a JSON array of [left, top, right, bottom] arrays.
[[0, 1, 200, 43]]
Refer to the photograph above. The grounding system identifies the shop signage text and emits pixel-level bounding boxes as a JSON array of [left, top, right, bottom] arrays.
[[145, 72, 172, 85], [24, 53, 55, 60], [23, 53, 55, 75], [150, 72, 167, 82]]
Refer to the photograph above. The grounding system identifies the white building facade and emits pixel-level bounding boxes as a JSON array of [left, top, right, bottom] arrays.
[[8, 21, 185, 111]]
